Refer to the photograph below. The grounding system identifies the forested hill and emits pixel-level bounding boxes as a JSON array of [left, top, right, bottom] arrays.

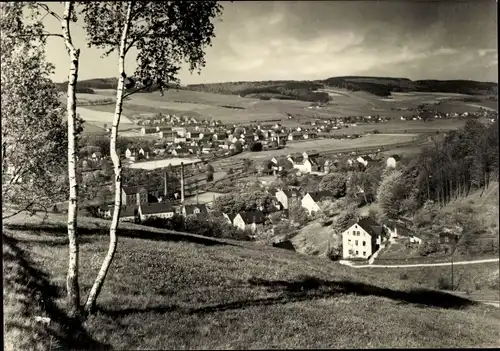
[[55, 76, 498, 101]]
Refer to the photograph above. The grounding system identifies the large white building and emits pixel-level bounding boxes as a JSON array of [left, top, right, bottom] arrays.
[[342, 218, 383, 259]]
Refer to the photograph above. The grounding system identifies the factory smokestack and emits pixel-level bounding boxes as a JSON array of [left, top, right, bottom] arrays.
[[180, 162, 185, 203], [164, 171, 168, 199]]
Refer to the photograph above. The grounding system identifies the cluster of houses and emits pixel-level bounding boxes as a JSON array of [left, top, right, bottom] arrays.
[[260, 150, 401, 176], [126, 115, 374, 162]]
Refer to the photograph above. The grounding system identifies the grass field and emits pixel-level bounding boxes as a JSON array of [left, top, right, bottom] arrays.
[[3, 212, 500, 349], [235, 134, 419, 160]]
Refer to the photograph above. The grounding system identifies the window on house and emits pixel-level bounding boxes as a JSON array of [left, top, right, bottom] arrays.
[[363, 241, 366, 246], [355, 240, 358, 246], [348, 239, 351, 244], [356, 250, 359, 255], [363, 251, 366, 256]]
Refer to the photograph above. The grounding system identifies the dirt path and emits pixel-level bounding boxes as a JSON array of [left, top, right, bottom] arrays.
[[339, 258, 499, 269]]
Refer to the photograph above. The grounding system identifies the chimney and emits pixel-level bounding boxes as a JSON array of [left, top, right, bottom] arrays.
[[164, 171, 168, 198], [180, 162, 185, 203], [136, 192, 141, 206]]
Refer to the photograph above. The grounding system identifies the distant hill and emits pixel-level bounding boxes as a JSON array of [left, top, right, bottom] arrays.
[[55, 77, 180, 94], [187, 76, 498, 100], [56, 76, 498, 101]]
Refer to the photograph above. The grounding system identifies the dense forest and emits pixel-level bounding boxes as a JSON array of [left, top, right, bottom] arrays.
[[381, 119, 499, 219]]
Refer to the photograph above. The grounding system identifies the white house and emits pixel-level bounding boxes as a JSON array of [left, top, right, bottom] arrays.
[[301, 191, 334, 215], [356, 156, 371, 167], [342, 218, 383, 259], [138, 203, 175, 221], [275, 189, 300, 210], [124, 148, 137, 161], [288, 155, 313, 174], [233, 211, 266, 232], [386, 155, 401, 168]]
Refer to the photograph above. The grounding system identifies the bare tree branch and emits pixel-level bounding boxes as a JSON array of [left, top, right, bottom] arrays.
[[122, 84, 150, 99], [36, 3, 62, 21], [2, 202, 35, 220]]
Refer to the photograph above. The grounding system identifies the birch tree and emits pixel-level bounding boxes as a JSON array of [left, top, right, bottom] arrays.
[[79, 1, 223, 313], [2, 1, 83, 316]]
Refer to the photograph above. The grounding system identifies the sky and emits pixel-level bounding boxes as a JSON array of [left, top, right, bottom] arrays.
[[41, 1, 498, 84]]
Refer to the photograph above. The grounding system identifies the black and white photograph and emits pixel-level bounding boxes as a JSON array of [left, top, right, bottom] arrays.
[[2, 0, 499, 349]]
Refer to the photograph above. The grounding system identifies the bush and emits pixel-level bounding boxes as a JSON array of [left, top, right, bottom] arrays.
[[399, 273, 408, 280], [227, 168, 233, 175], [372, 129, 380, 134], [249, 141, 263, 152], [326, 244, 342, 261], [52, 204, 59, 213], [207, 171, 214, 182]]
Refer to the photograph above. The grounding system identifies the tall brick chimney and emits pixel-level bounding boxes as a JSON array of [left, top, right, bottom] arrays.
[[180, 162, 185, 203], [136, 192, 141, 206]]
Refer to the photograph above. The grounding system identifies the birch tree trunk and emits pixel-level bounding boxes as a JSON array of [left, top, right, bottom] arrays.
[[84, 2, 132, 314], [61, 1, 81, 317]]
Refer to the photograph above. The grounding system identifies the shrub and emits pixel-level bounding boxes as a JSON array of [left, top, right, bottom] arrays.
[[52, 204, 59, 213], [399, 273, 408, 280], [207, 172, 214, 182], [227, 168, 233, 175], [326, 244, 342, 261], [249, 141, 263, 152]]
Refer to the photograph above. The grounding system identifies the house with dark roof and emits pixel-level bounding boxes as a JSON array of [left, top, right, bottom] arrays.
[[222, 212, 237, 225], [121, 184, 162, 206], [118, 206, 139, 222], [300, 191, 334, 215], [138, 202, 175, 221], [233, 211, 266, 232], [341, 217, 384, 259], [381, 218, 415, 240], [141, 127, 157, 135], [287, 132, 303, 141], [182, 204, 208, 217]]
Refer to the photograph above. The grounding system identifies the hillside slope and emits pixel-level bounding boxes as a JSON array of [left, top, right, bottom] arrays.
[[3, 213, 500, 349]]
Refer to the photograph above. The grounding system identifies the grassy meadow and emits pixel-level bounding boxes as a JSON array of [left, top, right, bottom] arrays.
[[3, 212, 500, 349]]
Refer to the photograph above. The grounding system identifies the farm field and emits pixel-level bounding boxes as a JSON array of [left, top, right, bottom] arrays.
[[78, 87, 494, 126], [4, 213, 500, 350], [126, 157, 202, 170], [77, 106, 137, 134], [234, 134, 420, 160]]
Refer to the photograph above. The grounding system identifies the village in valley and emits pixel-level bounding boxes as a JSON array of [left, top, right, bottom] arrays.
[[75, 103, 498, 263]]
